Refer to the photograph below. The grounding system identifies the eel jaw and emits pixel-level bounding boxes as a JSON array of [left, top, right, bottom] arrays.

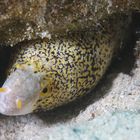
[[0, 69, 41, 116]]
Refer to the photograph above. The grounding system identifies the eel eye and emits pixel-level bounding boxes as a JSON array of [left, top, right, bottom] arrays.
[[42, 87, 48, 93], [40, 87, 48, 97]]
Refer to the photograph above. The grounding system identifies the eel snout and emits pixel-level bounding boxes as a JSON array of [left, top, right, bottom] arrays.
[[0, 69, 41, 116]]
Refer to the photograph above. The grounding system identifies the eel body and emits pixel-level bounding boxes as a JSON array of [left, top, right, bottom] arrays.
[[0, 15, 130, 115]]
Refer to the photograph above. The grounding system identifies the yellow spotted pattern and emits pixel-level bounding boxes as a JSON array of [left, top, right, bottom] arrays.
[[9, 14, 128, 111]]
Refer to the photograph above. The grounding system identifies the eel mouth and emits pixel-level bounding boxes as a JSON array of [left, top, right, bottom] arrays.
[[0, 69, 41, 116]]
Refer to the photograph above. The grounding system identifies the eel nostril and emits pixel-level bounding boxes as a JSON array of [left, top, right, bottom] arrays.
[[16, 99, 22, 109], [0, 88, 7, 92]]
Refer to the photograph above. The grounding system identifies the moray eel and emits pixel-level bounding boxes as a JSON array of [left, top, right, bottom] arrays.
[[0, 15, 130, 116]]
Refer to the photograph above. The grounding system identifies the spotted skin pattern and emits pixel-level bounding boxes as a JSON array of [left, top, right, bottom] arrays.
[[10, 11, 128, 111], [8, 15, 128, 112]]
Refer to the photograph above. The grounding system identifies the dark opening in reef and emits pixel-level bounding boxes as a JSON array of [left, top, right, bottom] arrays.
[[0, 46, 13, 86], [109, 11, 140, 75]]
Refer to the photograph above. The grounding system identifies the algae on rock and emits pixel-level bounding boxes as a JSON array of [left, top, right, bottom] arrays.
[[0, 0, 140, 46]]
